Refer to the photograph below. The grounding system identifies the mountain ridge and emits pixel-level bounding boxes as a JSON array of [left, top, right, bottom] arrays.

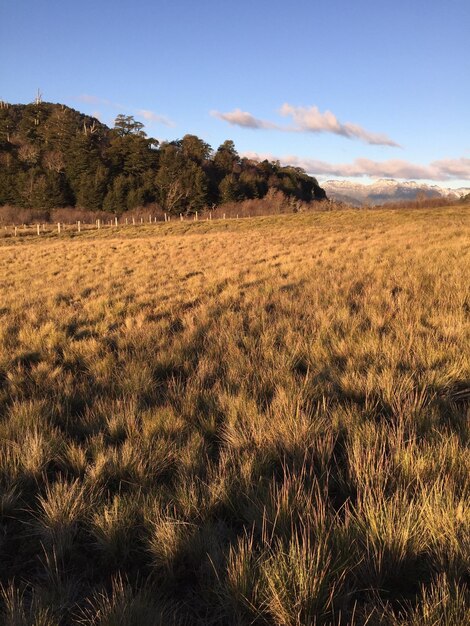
[[322, 178, 470, 205]]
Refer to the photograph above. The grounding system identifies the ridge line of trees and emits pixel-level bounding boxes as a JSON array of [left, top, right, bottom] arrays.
[[0, 102, 326, 214]]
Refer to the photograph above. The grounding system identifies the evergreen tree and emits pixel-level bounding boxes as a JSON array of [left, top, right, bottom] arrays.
[[181, 134, 212, 163], [103, 175, 130, 214], [113, 114, 146, 137], [214, 139, 239, 175], [76, 165, 109, 210], [219, 173, 243, 203]]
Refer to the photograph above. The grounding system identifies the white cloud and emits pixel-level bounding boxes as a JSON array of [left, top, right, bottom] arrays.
[[210, 108, 280, 129], [79, 94, 105, 105], [78, 94, 113, 106], [242, 151, 470, 182], [212, 103, 399, 147], [279, 103, 340, 133], [279, 104, 400, 147], [136, 109, 175, 127], [77, 95, 174, 127], [432, 157, 470, 179]]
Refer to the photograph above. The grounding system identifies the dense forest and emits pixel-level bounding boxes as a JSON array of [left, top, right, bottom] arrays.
[[0, 100, 326, 214]]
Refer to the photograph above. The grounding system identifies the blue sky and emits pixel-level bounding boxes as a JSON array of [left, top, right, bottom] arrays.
[[2, 0, 469, 187]]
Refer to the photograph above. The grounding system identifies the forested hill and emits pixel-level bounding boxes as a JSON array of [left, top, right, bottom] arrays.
[[0, 101, 326, 213]]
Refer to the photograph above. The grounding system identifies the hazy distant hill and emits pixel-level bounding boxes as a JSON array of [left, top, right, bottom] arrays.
[[322, 178, 470, 206]]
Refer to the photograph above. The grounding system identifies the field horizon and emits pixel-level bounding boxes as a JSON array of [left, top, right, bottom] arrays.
[[0, 205, 469, 625]]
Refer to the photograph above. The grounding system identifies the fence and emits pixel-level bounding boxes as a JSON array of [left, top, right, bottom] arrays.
[[0, 210, 246, 240]]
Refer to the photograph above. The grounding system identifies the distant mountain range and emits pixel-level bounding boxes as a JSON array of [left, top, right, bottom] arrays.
[[322, 179, 470, 206]]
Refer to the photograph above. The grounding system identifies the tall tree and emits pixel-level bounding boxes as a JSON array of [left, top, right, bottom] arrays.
[[181, 134, 212, 163], [213, 139, 239, 176], [113, 114, 146, 137], [219, 173, 243, 203]]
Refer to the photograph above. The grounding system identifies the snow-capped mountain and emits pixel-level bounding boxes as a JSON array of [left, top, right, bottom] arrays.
[[322, 179, 470, 206]]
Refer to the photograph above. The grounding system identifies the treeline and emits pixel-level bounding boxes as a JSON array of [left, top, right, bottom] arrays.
[[379, 195, 469, 211], [460, 192, 470, 203], [0, 101, 326, 213]]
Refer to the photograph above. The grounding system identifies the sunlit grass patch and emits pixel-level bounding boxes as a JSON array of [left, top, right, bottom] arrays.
[[0, 206, 469, 623]]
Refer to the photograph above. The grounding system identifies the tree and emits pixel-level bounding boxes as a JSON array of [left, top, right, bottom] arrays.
[[239, 169, 265, 199], [181, 134, 212, 163], [219, 173, 243, 203], [76, 165, 108, 210], [156, 143, 208, 213], [103, 174, 130, 213], [113, 114, 146, 137], [213, 140, 239, 176], [183, 161, 208, 212], [65, 132, 104, 204], [106, 122, 158, 209]]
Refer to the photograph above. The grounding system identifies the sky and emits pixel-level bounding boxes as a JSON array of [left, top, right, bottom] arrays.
[[1, 0, 470, 188]]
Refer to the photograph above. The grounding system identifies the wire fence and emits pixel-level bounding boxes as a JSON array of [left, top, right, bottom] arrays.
[[0, 210, 250, 239]]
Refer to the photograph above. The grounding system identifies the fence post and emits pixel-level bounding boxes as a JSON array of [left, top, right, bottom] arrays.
[[97, 219, 101, 229], [125, 217, 128, 225], [15, 226, 17, 237], [132, 217, 135, 226], [77, 221, 81, 232], [141, 217, 143, 224], [115, 217, 118, 227], [195, 211, 198, 221], [37, 224, 40, 235], [209, 212, 212, 220], [180, 213, 183, 221], [223, 213, 226, 220], [57, 222, 61, 234]]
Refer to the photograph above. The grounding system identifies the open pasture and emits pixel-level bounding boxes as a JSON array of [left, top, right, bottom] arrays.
[[0, 207, 469, 624]]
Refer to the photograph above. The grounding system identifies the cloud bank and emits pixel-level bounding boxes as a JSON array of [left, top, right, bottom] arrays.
[[242, 151, 470, 182], [212, 103, 399, 147]]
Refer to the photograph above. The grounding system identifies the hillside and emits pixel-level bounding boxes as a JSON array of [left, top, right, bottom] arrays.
[[0, 101, 326, 213]]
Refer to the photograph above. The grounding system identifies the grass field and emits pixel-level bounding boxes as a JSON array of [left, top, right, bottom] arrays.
[[0, 206, 469, 625]]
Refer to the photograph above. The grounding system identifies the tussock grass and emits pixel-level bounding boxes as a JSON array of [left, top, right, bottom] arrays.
[[35, 478, 91, 558], [76, 575, 183, 626], [0, 582, 58, 626], [382, 574, 470, 625], [0, 206, 469, 624]]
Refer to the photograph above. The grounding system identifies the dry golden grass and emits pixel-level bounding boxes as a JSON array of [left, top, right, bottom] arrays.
[[0, 206, 469, 624]]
